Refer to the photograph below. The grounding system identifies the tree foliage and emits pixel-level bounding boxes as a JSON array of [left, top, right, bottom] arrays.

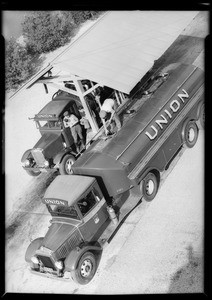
[[5, 38, 35, 90], [70, 11, 100, 25], [22, 11, 77, 54], [6, 10, 101, 91]]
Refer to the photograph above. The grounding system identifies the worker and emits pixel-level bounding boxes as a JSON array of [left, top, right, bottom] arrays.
[[85, 94, 102, 126], [79, 107, 91, 130], [63, 111, 85, 153], [99, 98, 121, 136]]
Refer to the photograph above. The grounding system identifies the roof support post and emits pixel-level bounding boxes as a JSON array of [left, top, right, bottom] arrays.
[[72, 77, 99, 133], [115, 90, 121, 106]]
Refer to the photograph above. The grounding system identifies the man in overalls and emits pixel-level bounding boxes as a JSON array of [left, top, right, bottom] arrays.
[[63, 111, 85, 153]]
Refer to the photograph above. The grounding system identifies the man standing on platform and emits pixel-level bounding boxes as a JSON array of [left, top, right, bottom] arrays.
[[97, 97, 121, 136], [63, 111, 85, 153]]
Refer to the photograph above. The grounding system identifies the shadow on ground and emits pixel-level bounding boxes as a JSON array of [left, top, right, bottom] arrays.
[[168, 244, 203, 293], [6, 170, 57, 242]]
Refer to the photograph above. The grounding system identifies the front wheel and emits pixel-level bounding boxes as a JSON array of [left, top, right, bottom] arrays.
[[183, 121, 199, 148], [25, 169, 41, 177], [71, 252, 97, 285], [59, 154, 76, 175], [141, 172, 159, 201]]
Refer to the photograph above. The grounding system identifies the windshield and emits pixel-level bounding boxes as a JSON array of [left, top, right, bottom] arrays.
[[47, 204, 80, 219], [36, 120, 63, 130]]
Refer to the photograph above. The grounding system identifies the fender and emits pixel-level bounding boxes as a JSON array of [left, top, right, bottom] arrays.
[[53, 148, 75, 166], [21, 149, 33, 162], [196, 101, 204, 120], [64, 243, 102, 272], [138, 167, 161, 185], [25, 237, 44, 263]]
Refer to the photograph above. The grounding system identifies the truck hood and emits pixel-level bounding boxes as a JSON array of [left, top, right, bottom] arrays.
[[41, 220, 78, 252], [33, 132, 63, 159]]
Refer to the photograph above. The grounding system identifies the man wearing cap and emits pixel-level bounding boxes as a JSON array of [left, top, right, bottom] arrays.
[[63, 111, 85, 153], [99, 98, 121, 136]]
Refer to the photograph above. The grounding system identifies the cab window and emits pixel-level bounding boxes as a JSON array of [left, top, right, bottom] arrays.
[[77, 190, 97, 217], [47, 204, 80, 219], [36, 120, 62, 129]]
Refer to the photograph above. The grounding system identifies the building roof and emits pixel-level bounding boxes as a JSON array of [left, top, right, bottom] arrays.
[[52, 10, 198, 94], [43, 175, 96, 206]]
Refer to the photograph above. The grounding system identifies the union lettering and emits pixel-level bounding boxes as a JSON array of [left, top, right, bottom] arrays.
[[145, 89, 189, 140], [42, 198, 68, 206]]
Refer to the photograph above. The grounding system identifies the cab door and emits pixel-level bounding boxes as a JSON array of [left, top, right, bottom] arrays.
[[77, 184, 109, 241], [61, 126, 74, 148]]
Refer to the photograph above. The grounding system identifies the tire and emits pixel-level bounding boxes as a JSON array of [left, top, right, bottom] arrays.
[[25, 169, 41, 177], [141, 172, 159, 202], [199, 104, 205, 129], [71, 252, 97, 285], [59, 154, 76, 175], [183, 121, 199, 148]]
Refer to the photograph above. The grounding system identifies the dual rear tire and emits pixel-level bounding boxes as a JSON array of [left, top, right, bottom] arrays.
[[141, 119, 199, 202], [182, 120, 199, 148], [141, 172, 159, 202]]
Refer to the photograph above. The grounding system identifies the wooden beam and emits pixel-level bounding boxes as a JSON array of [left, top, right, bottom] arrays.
[[9, 64, 53, 100], [72, 77, 99, 133], [37, 78, 100, 98], [83, 83, 100, 96], [115, 90, 121, 105], [47, 82, 79, 97]]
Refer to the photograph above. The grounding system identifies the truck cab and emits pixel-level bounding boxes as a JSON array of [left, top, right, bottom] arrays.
[[21, 95, 84, 176], [25, 175, 109, 284]]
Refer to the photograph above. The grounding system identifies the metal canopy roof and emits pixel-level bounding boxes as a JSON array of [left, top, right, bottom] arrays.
[[52, 10, 198, 94]]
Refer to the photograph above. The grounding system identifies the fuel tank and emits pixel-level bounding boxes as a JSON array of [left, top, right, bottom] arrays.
[[72, 63, 204, 197]]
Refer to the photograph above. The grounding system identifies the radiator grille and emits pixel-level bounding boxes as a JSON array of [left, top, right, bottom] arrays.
[[56, 231, 82, 259], [31, 149, 46, 165], [38, 255, 56, 270]]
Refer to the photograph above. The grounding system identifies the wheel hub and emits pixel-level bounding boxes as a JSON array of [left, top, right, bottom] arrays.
[[188, 128, 195, 142], [80, 259, 92, 277], [65, 159, 74, 174], [146, 179, 155, 195]]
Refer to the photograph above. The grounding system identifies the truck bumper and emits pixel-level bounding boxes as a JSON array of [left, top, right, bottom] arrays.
[[30, 268, 72, 281], [23, 166, 49, 173]]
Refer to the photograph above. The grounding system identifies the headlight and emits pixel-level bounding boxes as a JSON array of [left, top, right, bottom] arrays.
[[22, 159, 30, 167], [55, 260, 63, 270], [63, 142, 67, 148], [31, 256, 39, 264], [44, 160, 49, 167]]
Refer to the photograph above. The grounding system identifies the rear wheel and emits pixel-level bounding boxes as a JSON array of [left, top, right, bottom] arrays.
[[59, 154, 76, 175], [71, 252, 97, 285], [141, 172, 159, 201], [183, 121, 199, 148], [25, 169, 41, 177]]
